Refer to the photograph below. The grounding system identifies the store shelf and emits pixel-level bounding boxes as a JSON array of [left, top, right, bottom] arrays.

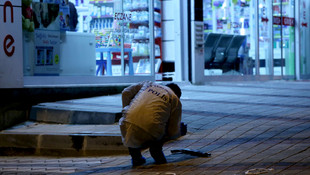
[[130, 21, 149, 25], [273, 2, 289, 6], [89, 0, 114, 4], [130, 21, 161, 28], [76, 6, 90, 12], [133, 38, 149, 42], [204, 30, 212, 33], [273, 14, 289, 17], [91, 15, 114, 19], [131, 7, 149, 12], [204, 18, 212, 21], [274, 35, 290, 39]]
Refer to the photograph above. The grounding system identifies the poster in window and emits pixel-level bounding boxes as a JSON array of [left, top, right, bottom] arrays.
[[34, 30, 60, 75], [32, 2, 60, 30]]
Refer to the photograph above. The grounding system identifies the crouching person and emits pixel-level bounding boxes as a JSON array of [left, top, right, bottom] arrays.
[[119, 81, 182, 166]]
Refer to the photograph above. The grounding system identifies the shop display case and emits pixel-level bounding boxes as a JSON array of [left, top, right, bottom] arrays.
[[22, 1, 97, 77], [83, 0, 162, 77]]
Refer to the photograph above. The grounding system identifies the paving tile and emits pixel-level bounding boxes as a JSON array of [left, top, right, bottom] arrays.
[[1, 167, 18, 171]]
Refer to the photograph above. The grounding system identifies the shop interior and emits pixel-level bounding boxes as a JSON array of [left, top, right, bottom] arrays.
[[202, 0, 298, 78], [22, 0, 162, 79], [21, 0, 310, 82]]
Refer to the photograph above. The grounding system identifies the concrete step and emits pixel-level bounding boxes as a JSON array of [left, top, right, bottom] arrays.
[[1, 95, 127, 156], [30, 95, 123, 124], [0, 121, 128, 156]]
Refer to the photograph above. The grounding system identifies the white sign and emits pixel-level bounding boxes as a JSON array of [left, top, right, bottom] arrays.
[[33, 30, 60, 75], [0, 1, 23, 88]]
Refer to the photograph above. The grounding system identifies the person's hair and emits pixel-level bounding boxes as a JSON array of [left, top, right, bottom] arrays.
[[166, 83, 181, 98]]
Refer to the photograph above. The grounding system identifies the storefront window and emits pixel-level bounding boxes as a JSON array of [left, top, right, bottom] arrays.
[[203, 0, 253, 76], [273, 0, 295, 76], [91, 0, 155, 76], [22, 0, 160, 84], [202, 0, 299, 79], [80, 0, 161, 77]]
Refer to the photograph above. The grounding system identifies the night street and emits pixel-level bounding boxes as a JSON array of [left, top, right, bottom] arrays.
[[1, 81, 310, 174]]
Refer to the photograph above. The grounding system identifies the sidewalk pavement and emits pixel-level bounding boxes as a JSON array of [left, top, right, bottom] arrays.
[[0, 80, 310, 175]]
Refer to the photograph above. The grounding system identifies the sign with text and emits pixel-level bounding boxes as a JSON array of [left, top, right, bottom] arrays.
[[273, 16, 295, 27], [0, 1, 23, 88], [282, 17, 295, 27], [34, 30, 60, 75], [273, 16, 282, 25]]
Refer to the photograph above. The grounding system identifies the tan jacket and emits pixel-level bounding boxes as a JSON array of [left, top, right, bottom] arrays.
[[119, 81, 182, 147]]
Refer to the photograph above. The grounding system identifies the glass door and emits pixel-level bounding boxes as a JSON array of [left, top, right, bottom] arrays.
[[258, 0, 273, 75], [272, 0, 295, 77], [300, 0, 310, 78], [202, 0, 252, 76]]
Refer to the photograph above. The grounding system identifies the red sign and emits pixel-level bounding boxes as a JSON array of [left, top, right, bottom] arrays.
[[273, 16, 295, 26], [282, 17, 295, 26], [273, 16, 281, 25]]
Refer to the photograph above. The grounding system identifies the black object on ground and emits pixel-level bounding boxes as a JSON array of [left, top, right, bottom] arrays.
[[170, 149, 211, 157], [180, 122, 187, 136]]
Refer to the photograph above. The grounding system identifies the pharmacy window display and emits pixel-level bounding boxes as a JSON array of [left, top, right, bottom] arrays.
[[22, 0, 162, 78], [203, 0, 253, 76], [87, 0, 162, 76], [22, 0, 90, 76]]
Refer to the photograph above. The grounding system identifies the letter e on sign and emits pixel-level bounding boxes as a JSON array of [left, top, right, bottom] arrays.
[[4, 34, 15, 57]]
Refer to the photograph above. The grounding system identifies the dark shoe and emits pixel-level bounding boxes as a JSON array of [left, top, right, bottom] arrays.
[[150, 151, 167, 164], [132, 157, 146, 166], [129, 147, 145, 166]]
